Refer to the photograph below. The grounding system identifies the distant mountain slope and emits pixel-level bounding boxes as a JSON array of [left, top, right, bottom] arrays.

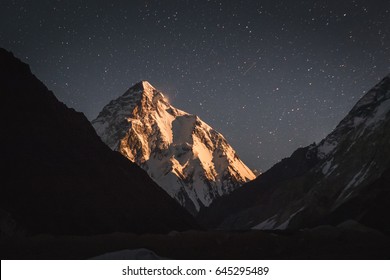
[[0, 48, 198, 236], [92, 81, 255, 215], [199, 74, 390, 232]]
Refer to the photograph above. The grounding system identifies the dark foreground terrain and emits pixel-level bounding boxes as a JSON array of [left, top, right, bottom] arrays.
[[1, 221, 389, 259]]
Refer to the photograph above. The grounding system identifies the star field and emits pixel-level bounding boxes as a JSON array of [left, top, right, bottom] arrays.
[[1, 0, 389, 171]]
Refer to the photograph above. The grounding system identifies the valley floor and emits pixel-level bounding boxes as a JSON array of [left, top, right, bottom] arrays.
[[1, 224, 389, 259]]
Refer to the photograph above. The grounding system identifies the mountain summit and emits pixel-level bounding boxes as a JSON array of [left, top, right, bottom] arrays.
[[92, 81, 256, 214]]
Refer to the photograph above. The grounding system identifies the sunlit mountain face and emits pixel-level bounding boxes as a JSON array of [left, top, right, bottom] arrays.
[[93, 81, 255, 215]]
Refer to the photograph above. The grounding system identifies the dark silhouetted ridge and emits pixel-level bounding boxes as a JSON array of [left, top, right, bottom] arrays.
[[0, 48, 199, 236]]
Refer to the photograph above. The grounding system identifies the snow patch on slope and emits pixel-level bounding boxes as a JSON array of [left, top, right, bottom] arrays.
[[252, 215, 277, 230], [317, 141, 338, 159], [275, 207, 305, 230], [252, 207, 305, 230], [335, 161, 375, 206], [365, 99, 390, 128]]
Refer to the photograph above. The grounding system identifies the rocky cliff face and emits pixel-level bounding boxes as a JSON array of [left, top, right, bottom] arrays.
[[92, 81, 255, 215], [199, 74, 390, 232], [0, 48, 198, 235]]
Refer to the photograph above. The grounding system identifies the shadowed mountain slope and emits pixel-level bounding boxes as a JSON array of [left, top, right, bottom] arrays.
[[0, 48, 198, 236], [199, 74, 390, 233]]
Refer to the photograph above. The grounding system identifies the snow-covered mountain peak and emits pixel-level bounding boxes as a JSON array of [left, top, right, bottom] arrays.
[[92, 82, 256, 215], [122, 80, 163, 103], [140, 80, 157, 92], [127, 80, 156, 92], [131, 80, 159, 99], [140, 80, 154, 88]]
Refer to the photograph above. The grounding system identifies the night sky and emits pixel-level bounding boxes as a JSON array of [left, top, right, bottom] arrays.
[[1, 0, 389, 171]]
